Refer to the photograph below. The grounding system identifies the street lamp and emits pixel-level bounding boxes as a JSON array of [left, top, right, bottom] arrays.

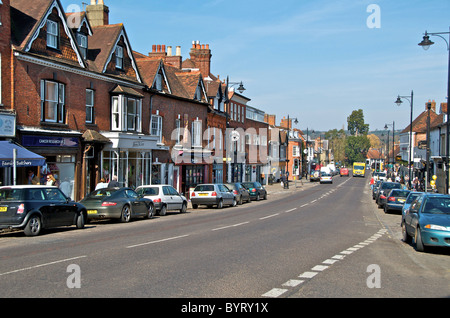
[[384, 121, 395, 167], [395, 91, 414, 184], [418, 28, 450, 193], [285, 115, 299, 188]]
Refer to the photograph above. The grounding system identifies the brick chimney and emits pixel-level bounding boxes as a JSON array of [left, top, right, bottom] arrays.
[[166, 46, 182, 70], [280, 117, 293, 129], [264, 114, 276, 126], [426, 99, 436, 112], [86, 0, 109, 27], [189, 41, 211, 77], [148, 44, 167, 59]]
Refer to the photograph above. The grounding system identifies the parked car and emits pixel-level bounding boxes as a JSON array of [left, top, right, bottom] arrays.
[[340, 167, 349, 177], [373, 172, 387, 181], [375, 181, 402, 208], [402, 193, 450, 252], [191, 184, 236, 209], [0, 185, 86, 236], [135, 185, 187, 215], [79, 187, 154, 222], [242, 182, 267, 201], [225, 183, 251, 205], [401, 191, 424, 218], [320, 172, 333, 184], [384, 189, 410, 213], [372, 180, 382, 200], [310, 170, 321, 182]]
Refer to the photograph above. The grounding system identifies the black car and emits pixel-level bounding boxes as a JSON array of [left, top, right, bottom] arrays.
[[242, 182, 267, 201], [384, 189, 410, 213], [0, 185, 87, 236], [375, 181, 403, 208], [226, 182, 251, 205]]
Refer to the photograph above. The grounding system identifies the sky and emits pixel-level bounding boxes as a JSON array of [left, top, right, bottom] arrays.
[[61, 0, 450, 133]]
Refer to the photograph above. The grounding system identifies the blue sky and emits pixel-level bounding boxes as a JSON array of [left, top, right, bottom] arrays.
[[62, 0, 450, 133]]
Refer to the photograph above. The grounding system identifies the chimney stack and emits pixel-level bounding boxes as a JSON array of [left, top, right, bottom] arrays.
[[86, 0, 109, 27], [189, 40, 212, 77]]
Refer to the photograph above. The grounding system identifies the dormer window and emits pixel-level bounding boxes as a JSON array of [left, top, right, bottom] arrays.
[[46, 20, 59, 49], [77, 33, 88, 60], [115, 46, 123, 69]]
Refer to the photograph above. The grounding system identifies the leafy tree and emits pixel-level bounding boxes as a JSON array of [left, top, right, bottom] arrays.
[[347, 109, 369, 136], [345, 109, 370, 163]]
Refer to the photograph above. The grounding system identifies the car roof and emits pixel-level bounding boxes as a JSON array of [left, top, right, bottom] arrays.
[[0, 185, 57, 189]]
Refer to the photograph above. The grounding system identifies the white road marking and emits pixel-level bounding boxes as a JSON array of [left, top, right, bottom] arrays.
[[299, 271, 318, 279], [283, 279, 304, 287], [127, 234, 190, 248], [300, 204, 309, 207], [311, 265, 329, 271], [285, 208, 297, 213], [211, 222, 249, 231], [0, 255, 87, 276], [262, 288, 288, 298], [260, 213, 279, 220]]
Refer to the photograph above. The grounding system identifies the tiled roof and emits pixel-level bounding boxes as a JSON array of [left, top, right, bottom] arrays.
[[401, 109, 444, 134]]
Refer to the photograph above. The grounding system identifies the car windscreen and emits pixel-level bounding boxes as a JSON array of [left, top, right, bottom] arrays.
[[390, 190, 410, 197], [382, 183, 402, 189], [406, 193, 421, 204], [423, 197, 450, 214], [85, 188, 119, 199], [194, 185, 214, 192], [136, 187, 159, 196], [0, 189, 25, 201]]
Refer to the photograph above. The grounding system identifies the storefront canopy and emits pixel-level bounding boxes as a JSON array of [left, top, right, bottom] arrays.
[[0, 141, 45, 168]]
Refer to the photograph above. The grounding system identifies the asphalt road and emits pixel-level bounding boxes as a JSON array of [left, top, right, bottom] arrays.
[[0, 175, 449, 302]]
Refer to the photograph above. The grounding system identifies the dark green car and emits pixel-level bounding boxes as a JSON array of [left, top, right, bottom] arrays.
[[242, 182, 267, 201]]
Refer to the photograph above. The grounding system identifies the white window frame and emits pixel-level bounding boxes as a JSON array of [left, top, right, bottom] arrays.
[[40, 80, 65, 123], [151, 115, 163, 144], [116, 46, 124, 69], [77, 33, 88, 60], [47, 20, 59, 49], [192, 120, 202, 147], [111, 95, 142, 132], [86, 89, 94, 124]]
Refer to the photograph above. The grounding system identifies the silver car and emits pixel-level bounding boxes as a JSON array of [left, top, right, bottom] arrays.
[[135, 185, 188, 215], [190, 183, 236, 209]]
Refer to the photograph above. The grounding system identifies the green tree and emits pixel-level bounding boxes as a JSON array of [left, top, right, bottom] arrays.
[[345, 109, 370, 163], [347, 109, 369, 136]]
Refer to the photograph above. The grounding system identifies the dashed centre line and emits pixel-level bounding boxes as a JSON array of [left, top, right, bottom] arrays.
[[262, 228, 388, 297]]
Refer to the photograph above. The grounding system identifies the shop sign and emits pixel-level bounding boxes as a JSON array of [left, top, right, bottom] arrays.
[[22, 135, 79, 148]]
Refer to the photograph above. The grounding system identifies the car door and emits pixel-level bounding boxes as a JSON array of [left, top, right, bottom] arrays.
[[126, 189, 147, 216], [167, 186, 183, 210], [43, 188, 76, 226], [163, 186, 177, 210], [406, 196, 423, 234], [220, 184, 233, 204]]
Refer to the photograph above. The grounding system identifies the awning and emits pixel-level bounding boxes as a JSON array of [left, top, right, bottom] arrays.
[[0, 141, 45, 168]]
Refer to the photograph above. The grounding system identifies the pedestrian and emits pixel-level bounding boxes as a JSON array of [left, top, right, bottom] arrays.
[[46, 174, 57, 186], [27, 170, 39, 185], [369, 176, 375, 190], [108, 175, 120, 188], [95, 178, 108, 190]]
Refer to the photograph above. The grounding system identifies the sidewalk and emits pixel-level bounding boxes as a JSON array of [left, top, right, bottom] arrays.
[[264, 179, 317, 197]]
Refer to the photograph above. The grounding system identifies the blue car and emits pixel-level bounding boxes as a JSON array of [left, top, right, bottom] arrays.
[[402, 193, 450, 252]]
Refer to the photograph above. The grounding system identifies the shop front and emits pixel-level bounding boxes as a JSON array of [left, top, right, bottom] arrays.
[[19, 130, 82, 200], [101, 132, 159, 188]]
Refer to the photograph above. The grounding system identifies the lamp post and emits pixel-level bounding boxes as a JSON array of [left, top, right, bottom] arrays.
[[384, 121, 395, 167], [426, 102, 432, 192], [395, 91, 414, 184], [224, 76, 246, 183], [286, 115, 298, 188], [418, 28, 450, 193]]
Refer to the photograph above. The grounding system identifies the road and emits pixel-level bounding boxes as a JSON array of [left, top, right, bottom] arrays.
[[1, 175, 449, 303]]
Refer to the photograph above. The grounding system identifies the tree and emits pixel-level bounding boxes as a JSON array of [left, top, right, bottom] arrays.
[[345, 109, 370, 163], [347, 109, 369, 136]]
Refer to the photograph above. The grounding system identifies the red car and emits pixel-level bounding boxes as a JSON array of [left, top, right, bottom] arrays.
[[340, 167, 349, 177]]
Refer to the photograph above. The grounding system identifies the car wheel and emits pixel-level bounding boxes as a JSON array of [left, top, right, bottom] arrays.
[[238, 196, 243, 205], [256, 194, 260, 201], [401, 221, 411, 243], [180, 202, 187, 213], [192, 204, 198, 209], [232, 198, 237, 207], [120, 205, 131, 223], [24, 215, 41, 236], [263, 192, 267, 200], [384, 205, 389, 214], [159, 205, 167, 216], [415, 227, 426, 252], [146, 204, 154, 219], [76, 212, 85, 229], [217, 200, 223, 209]]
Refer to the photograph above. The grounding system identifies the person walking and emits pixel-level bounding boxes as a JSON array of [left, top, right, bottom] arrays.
[[108, 175, 120, 188]]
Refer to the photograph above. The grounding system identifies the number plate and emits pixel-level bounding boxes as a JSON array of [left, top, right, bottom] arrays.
[[87, 210, 97, 214], [398, 199, 405, 203], [0, 207, 7, 212], [198, 193, 208, 196]]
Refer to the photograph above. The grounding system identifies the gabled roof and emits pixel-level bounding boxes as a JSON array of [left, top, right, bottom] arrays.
[[175, 71, 208, 102], [401, 109, 444, 134], [66, 11, 93, 36], [88, 23, 142, 83], [136, 59, 171, 94], [11, 0, 86, 68]]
